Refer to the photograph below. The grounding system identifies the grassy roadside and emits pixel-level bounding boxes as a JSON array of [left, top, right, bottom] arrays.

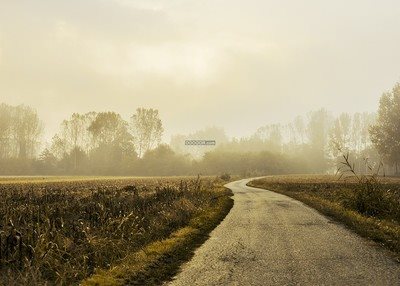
[[81, 183, 233, 286], [248, 175, 400, 261]]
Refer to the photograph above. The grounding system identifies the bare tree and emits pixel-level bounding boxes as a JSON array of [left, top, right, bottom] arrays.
[[328, 113, 351, 156], [0, 103, 13, 159], [254, 124, 283, 152], [307, 108, 332, 153], [130, 108, 163, 157], [370, 82, 400, 174], [294, 115, 306, 144], [0, 104, 43, 159], [51, 112, 96, 170]]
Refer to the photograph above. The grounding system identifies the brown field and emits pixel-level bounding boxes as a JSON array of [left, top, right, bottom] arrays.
[[254, 174, 400, 184], [0, 176, 194, 185], [0, 176, 233, 285]]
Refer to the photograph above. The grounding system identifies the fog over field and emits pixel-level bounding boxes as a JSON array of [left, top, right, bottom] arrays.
[[1, 2, 400, 285], [1, 0, 400, 141], [1, 1, 400, 177]]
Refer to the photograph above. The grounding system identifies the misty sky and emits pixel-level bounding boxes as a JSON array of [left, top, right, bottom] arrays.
[[1, 0, 400, 142]]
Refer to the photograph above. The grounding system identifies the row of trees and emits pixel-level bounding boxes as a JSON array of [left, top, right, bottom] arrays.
[[46, 108, 164, 174], [0, 107, 165, 175], [170, 110, 377, 173], [1, 81, 399, 176], [0, 104, 387, 176], [0, 104, 312, 175]]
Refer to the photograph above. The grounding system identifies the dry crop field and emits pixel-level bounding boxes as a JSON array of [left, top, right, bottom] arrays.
[[249, 175, 400, 259], [0, 176, 232, 285]]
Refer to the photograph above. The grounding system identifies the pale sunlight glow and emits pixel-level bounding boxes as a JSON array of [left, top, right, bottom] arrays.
[[0, 0, 399, 141]]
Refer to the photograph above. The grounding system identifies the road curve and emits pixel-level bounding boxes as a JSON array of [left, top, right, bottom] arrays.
[[168, 178, 400, 286]]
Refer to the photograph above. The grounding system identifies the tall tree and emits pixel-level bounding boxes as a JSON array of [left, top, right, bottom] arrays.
[[360, 112, 376, 150], [88, 112, 130, 146], [88, 112, 135, 173], [306, 109, 332, 171], [130, 108, 163, 157], [0, 103, 13, 159], [294, 115, 306, 144], [52, 112, 96, 170], [254, 124, 283, 152], [17, 106, 43, 159], [351, 112, 362, 152], [62, 113, 86, 169], [307, 109, 332, 152], [0, 104, 43, 159], [328, 113, 352, 156], [370, 83, 400, 173]]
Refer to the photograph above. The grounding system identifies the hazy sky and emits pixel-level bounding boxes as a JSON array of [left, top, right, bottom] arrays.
[[1, 0, 400, 142]]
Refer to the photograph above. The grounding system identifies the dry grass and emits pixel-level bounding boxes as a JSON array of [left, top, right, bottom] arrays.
[[0, 176, 196, 185], [83, 185, 233, 286], [249, 175, 400, 259], [0, 176, 233, 285]]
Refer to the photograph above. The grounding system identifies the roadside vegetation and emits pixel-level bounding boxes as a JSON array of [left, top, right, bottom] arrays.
[[0, 176, 233, 285], [249, 173, 400, 259]]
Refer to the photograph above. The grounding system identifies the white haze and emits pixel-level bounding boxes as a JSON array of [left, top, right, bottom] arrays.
[[0, 0, 399, 142]]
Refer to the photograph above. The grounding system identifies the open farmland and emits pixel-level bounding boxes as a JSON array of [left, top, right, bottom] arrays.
[[249, 175, 400, 259], [0, 176, 233, 285]]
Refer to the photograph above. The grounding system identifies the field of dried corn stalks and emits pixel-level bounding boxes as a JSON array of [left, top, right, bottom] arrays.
[[0, 176, 231, 285]]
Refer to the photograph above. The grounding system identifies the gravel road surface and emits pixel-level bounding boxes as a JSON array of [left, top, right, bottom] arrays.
[[168, 178, 400, 286]]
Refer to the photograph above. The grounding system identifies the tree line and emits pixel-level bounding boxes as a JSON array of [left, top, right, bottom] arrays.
[[1, 81, 399, 176], [0, 107, 166, 175], [170, 110, 377, 174], [0, 104, 305, 176]]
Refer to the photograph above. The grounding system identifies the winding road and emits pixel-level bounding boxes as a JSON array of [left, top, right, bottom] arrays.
[[168, 178, 400, 286]]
